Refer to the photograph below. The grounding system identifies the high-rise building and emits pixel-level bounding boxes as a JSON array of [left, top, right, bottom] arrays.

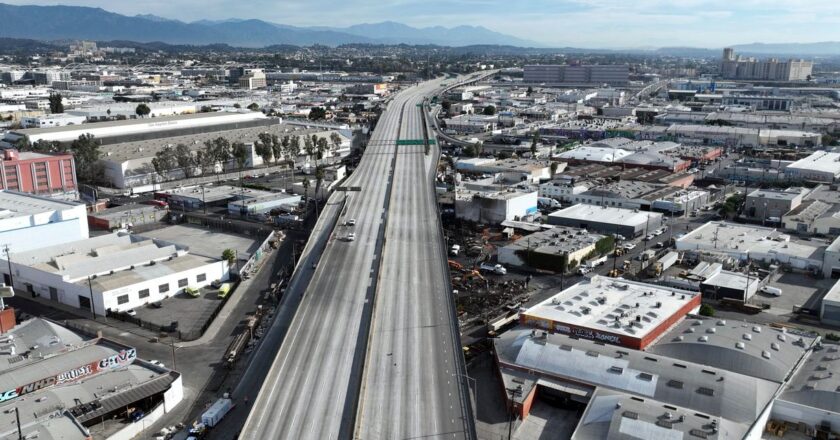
[[238, 69, 267, 90], [524, 64, 629, 85], [720, 48, 813, 81]]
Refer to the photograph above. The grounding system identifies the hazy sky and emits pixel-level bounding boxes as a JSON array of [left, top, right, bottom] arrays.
[[7, 0, 840, 48]]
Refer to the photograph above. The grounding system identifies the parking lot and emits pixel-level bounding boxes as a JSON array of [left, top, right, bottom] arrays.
[[131, 284, 232, 338], [756, 272, 835, 316]]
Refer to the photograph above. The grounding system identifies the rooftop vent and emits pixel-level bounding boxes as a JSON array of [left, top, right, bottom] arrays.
[[743, 334, 752, 341], [736, 342, 745, 350], [762, 350, 771, 359], [698, 336, 709, 342]]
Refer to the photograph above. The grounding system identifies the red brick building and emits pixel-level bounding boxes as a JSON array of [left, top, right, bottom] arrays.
[[0, 150, 76, 196]]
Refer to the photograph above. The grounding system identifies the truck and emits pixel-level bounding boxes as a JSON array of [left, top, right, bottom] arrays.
[[584, 255, 608, 269], [200, 397, 234, 428], [479, 263, 507, 275], [537, 197, 562, 210]]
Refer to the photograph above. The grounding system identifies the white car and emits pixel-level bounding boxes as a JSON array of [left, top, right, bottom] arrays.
[[346, 219, 356, 226], [149, 360, 165, 368], [125, 309, 137, 317], [347, 232, 356, 241], [623, 243, 637, 250]]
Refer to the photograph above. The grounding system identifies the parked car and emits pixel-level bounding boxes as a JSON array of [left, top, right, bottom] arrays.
[[623, 243, 637, 250], [149, 301, 163, 309], [125, 309, 137, 317], [149, 360, 165, 368], [185, 287, 200, 298]]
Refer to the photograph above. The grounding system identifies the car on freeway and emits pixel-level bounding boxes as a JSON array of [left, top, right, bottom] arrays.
[[346, 218, 356, 226], [347, 232, 356, 241], [644, 234, 655, 241]]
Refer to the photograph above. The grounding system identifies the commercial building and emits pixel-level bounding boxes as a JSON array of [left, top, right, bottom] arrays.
[[0, 191, 88, 255], [689, 261, 761, 301], [88, 203, 168, 230], [0, 149, 77, 197], [547, 204, 663, 238], [720, 48, 813, 81], [520, 276, 701, 349], [820, 279, 840, 326], [0, 317, 183, 440], [6, 232, 228, 315], [228, 191, 302, 216], [442, 114, 497, 134], [239, 69, 267, 90], [721, 95, 794, 111], [784, 151, 840, 182], [744, 187, 809, 223], [497, 227, 604, 269], [20, 113, 87, 128], [676, 221, 825, 270], [454, 189, 538, 224], [782, 199, 840, 235], [524, 64, 629, 86]]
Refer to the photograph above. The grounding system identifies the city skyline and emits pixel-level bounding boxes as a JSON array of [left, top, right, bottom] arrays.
[[3, 0, 840, 48]]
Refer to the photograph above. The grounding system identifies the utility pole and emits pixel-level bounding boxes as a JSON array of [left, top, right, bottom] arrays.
[[3, 245, 12, 287], [87, 275, 97, 319], [15, 407, 22, 440]]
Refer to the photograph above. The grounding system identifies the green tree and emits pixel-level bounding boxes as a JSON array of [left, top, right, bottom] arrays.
[[254, 134, 274, 165], [314, 166, 325, 213], [247, 102, 260, 111], [316, 137, 329, 163], [174, 143, 194, 177], [308, 107, 327, 120], [33, 139, 64, 153], [71, 134, 102, 183], [135, 103, 151, 118], [482, 105, 496, 116], [210, 137, 231, 174], [231, 142, 248, 171], [329, 132, 342, 156], [221, 248, 236, 265], [151, 145, 178, 180], [233, 103, 241, 109], [526, 86, 534, 96], [441, 101, 452, 112], [303, 136, 315, 161], [48, 93, 64, 114], [550, 161, 559, 175], [699, 304, 715, 317], [270, 134, 283, 165]]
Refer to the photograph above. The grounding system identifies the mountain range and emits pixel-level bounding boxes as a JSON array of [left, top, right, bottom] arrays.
[[0, 3, 538, 48]]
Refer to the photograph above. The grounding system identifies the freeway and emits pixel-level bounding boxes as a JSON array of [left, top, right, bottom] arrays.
[[355, 86, 475, 439], [239, 77, 471, 440]]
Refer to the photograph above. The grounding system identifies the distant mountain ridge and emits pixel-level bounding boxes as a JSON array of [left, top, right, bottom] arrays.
[[0, 3, 538, 48]]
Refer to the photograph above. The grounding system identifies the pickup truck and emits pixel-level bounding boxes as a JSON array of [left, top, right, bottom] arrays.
[[479, 263, 507, 275]]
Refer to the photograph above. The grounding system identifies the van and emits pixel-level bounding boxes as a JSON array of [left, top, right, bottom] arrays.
[[217, 283, 232, 299], [761, 286, 782, 297]]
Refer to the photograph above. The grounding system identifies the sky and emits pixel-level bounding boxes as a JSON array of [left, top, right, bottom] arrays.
[[5, 0, 840, 48]]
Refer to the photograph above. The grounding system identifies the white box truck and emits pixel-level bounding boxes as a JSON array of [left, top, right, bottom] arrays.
[[201, 397, 234, 428]]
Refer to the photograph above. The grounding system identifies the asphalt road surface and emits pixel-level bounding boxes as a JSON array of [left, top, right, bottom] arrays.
[[354, 84, 474, 439], [239, 77, 474, 440]]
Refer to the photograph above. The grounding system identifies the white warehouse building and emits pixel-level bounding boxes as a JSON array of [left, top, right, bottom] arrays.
[[0, 191, 89, 255], [6, 233, 228, 315]]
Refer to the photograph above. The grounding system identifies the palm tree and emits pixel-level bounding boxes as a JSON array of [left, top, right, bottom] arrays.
[[329, 132, 342, 157], [288, 135, 301, 185], [301, 177, 310, 201]]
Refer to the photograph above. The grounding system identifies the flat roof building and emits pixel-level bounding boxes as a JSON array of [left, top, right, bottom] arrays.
[[0, 190, 88, 255], [497, 227, 604, 270], [547, 204, 663, 238], [520, 276, 701, 350], [785, 151, 840, 183], [676, 221, 825, 270]]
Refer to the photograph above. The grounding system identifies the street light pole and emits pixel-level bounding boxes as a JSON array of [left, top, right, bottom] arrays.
[[87, 275, 97, 319], [3, 244, 13, 287], [452, 373, 477, 410]]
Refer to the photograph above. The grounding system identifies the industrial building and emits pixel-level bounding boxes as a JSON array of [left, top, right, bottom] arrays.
[[744, 187, 809, 223], [784, 151, 840, 183], [0, 191, 88, 255], [676, 221, 825, 271], [6, 232, 228, 315], [0, 317, 183, 440], [524, 64, 629, 86], [455, 157, 552, 183], [87, 203, 168, 230], [2, 111, 269, 146], [547, 204, 663, 238], [454, 189, 538, 224], [497, 227, 605, 269], [0, 149, 77, 197], [520, 276, 701, 349]]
